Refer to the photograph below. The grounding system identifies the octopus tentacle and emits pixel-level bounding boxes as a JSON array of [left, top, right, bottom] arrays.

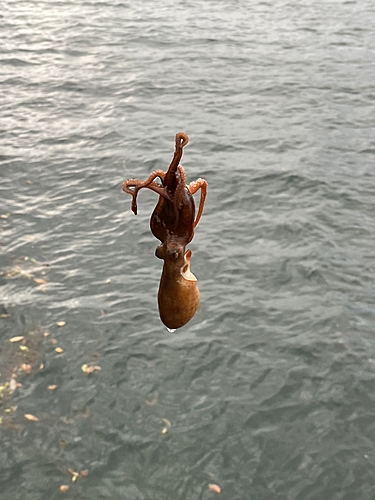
[[188, 178, 208, 227], [169, 165, 189, 229], [164, 132, 189, 189], [176, 132, 189, 149], [174, 165, 187, 210], [160, 133, 190, 230], [122, 170, 170, 215]]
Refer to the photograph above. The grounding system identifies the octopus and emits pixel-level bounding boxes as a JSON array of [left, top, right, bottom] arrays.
[[122, 132, 207, 330]]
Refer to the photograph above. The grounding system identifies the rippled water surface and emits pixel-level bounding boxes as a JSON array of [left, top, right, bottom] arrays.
[[1, 0, 375, 498]]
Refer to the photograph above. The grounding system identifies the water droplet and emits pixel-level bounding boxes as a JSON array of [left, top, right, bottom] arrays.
[[166, 327, 177, 333]]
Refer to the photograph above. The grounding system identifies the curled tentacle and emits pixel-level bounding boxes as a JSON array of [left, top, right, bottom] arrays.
[[122, 170, 169, 215], [163, 132, 189, 193], [188, 178, 208, 227], [176, 132, 189, 149]]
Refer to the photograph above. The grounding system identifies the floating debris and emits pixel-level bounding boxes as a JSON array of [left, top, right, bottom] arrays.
[[67, 468, 88, 482], [34, 278, 47, 285], [59, 485, 70, 493], [0, 384, 9, 395], [57, 321, 66, 327], [161, 417, 171, 434], [208, 484, 221, 494], [0, 327, 46, 415], [4, 407, 17, 413], [6, 265, 34, 279], [24, 414, 39, 422], [81, 364, 101, 375], [68, 469, 80, 483], [9, 336, 25, 343], [145, 394, 158, 406], [55, 347, 64, 354], [9, 378, 17, 392]]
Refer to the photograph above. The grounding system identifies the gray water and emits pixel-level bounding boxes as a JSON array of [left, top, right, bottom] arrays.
[[1, 0, 375, 498]]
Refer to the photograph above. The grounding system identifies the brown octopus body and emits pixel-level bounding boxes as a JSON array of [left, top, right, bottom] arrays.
[[155, 244, 199, 330], [122, 132, 207, 330]]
